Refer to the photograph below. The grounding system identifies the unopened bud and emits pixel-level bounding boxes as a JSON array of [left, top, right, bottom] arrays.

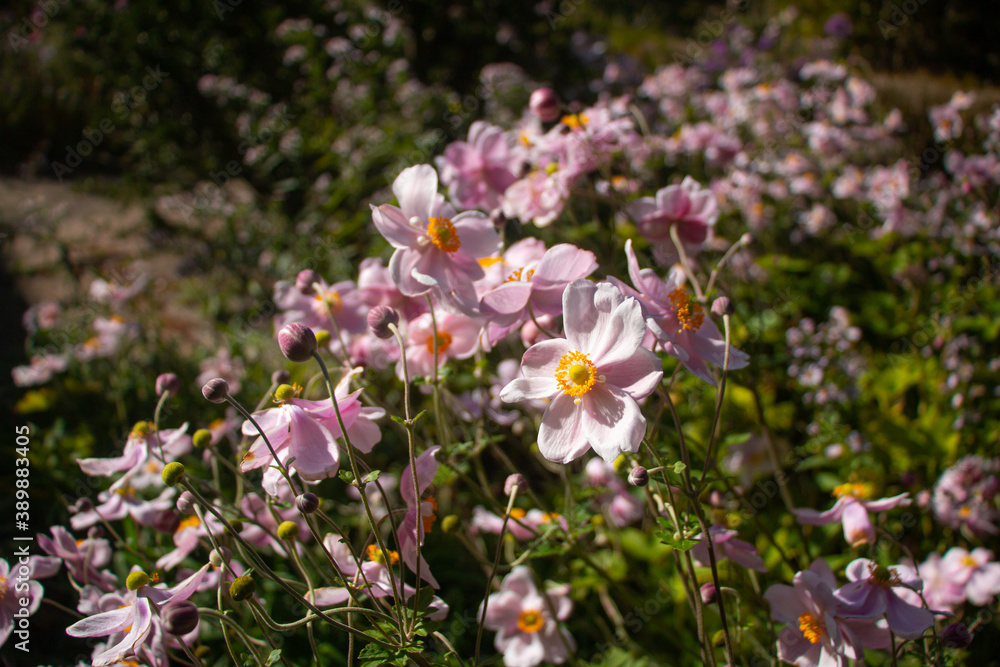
[[628, 466, 649, 487], [155, 373, 180, 397], [368, 306, 400, 340], [192, 429, 212, 449], [209, 547, 232, 568], [296, 492, 319, 514], [176, 491, 196, 514], [711, 296, 733, 318], [201, 378, 230, 403], [278, 323, 317, 363], [314, 329, 331, 347], [529, 87, 560, 122], [504, 473, 527, 496], [126, 571, 150, 591], [700, 582, 718, 605], [229, 575, 256, 602], [161, 462, 186, 487], [295, 269, 319, 295], [277, 520, 300, 541], [162, 600, 200, 636], [271, 369, 291, 385], [441, 515, 460, 533], [941, 622, 973, 649]]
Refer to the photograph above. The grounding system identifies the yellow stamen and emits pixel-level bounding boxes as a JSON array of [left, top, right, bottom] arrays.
[[554, 350, 598, 398], [517, 609, 546, 633], [366, 544, 400, 565], [669, 288, 704, 332], [115, 485, 136, 498], [504, 268, 535, 283], [0, 576, 6, 603], [540, 512, 560, 523], [427, 217, 461, 253], [479, 257, 503, 268], [962, 555, 978, 568], [798, 612, 824, 644], [959, 506, 972, 518], [272, 382, 303, 404], [176, 516, 201, 532], [561, 113, 589, 129], [832, 483, 873, 500], [426, 331, 453, 356], [314, 290, 343, 314], [422, 497, 438, 534]]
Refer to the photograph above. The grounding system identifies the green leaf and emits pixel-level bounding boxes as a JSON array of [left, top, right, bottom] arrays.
[[672, 461, 687, 474], [265, 649, 282, 666], [363, 470, 381, 484], [655, 530, 699, 551], [339, 470, 355, 483]]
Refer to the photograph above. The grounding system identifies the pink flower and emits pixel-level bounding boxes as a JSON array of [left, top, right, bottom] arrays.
[[691, 524, 767, 572], [611, 240, 748, 385], [273, 277, 368, 337], [792, 484, 910, 547], [77, 423, 191, 491], [479, 243, 598, 348], [501, 170, 568, 228], [398, 446, 442, 588], [940, 547, 1000, 606], [155, 511, 225, 571], [70, 488, 176, 531], [197, 347, 245, 395], [11, 352, 69, 387], [481, 566, 574, 667], [764, 559, 889, 667], [1, 556, 60, 650], [371, 164, 501, 314], [907, 553, 965, 612], [470, 506, 568, 542], [500, 280, 662, 463], [834, 558, 935, 639], [629, 177, 718, 263], [582, 459, 644, 527], [37, 526, 117, 592], [436, 121, 519, 211], [399, 310, 481, 379]]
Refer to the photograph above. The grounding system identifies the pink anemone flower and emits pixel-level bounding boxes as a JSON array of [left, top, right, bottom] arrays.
[[399, 310, 481, 380], [398, 446, 442, 588], [436, 120, 519, 211], [834, 558, 936, 640], [37, 526, 117, 592], [629, 176, 718, 264], [1, 556, 60, 649], [939, 547, 1000, 606], [500, 280, 663, 464], [691, 524, 768, 572], [791, 484, 910, 547], [371, 164, 501, 315]]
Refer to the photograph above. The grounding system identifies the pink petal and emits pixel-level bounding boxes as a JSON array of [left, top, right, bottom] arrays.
[[481, 281, 533, 316], [452, 211, 501, 257], [392, 164, 439, 220], [885, 594, 934, 639], [501, 377, 558, 402], [841, 499, 875, 546], [792, 498, 847, 525], [400, 445, 441, 508], [537, 394, 591, 464], [518, 338, 573, 378], [66, 605, 135, 638], [861, 492, 911, 512], [599, 347, 663, 399], [531, 244, 598, 288], [371, 203, 422, 249], [286, 406, 340, 482], [580, 384, 647, 462]]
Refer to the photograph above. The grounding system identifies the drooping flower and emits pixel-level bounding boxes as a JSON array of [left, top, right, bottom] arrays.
[[691, 524, 768, 572], [834, 558, 936, 639], [609, 240, 748, 385], [76, 422, 192, 492], [629, 177, 718, 264], [37, 526, 117, 592], [791, 484, 910, 547], [371, 164, 502, 314], [764, 559, 889, 667], [397, 446, 442, 588], [500, 280, 663, 464], [480, 566, 575, 667], [436, 120, 519, 211]]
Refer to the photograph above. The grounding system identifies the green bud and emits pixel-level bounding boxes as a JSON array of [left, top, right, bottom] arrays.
[[230, 575, 256, 601], [126, 570, 150, 591], [315, 329, 331, 347], [440, 515, 460, 533], [277, 520, 300, 541], [161, 462, 186, 487], [227, 519, 244, 534], [192, 429, 212, 448], [273, 384, 297, 403]]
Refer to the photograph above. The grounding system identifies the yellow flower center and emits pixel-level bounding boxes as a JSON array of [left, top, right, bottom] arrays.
[[130, 421, 156, 438], [0, 576, 6, 603], [366, 544, 400, 565], [314, 290, 343, 314], [962, 555, 978, 568], [561, 113, 589, 129], [540, 512, 560, 523], [505, 268, 536, 283], [115, 485, 136, 498], [517, 609, 546, 633], [867, 564, 902, 587], [832, 483, 873, 500], [427, 217, 461, 253], [176, 516, 201, 533], [959, 506, 972, 518], [798, 612, 824, 644], [426, 331, 453, 356], [669, 288, 704, 332], [422, 497, 438, 534], [555, 351, 598, 398], [272, 382, 303, 404], [508, 508, 527, 520]]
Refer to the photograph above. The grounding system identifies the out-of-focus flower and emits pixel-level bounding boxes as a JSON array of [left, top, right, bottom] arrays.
[[398, 310, 481, 379], [932, 455, 1000, 536], [398, 446, 442, 588], [197, 348, 245, 396], [629, 177, 718, 264], [792, 484, 910, 547], [37, 526, 117, 592], [940, 547, 1000, 606], [436, 121, 518, 211], [834, 558, 935, 639], [1, 556, 60, 649], [691, 524, 767, 572]]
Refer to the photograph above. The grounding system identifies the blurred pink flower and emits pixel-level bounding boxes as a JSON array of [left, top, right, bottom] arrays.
[[834, 558, 935, 639], [436, 121, 518, 211], [791, 484, 910, 547], [691, 524, 767, 572], [940, 547, 1000, 606], [399, 310, 481, 379], [629, 176, 718, 263]]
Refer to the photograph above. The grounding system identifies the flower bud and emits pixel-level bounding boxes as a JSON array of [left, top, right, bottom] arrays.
[[161, 462, 186, 487], [700, 582, 718, 605], [368, 306, 400, 340], [628, 466, 649, 487], [71, 497, 93, 514], [162, 601, 200, 636], [201, 378, 230, 403], [296, 270, 319, 295], [227, 518, 244, 534], [740, 232, 754, 246], [126, 571, 150, 591], [271, 369, 291, 385], [154, 510, 181, 534], [441, 515, 460, 533], [273, 383, 297, 402], [296, 492, 319, 514], [209, 546, 232, 568], [504, 473, 527, 496], [314, 329, 331, 347], [277, 520, 300, 541], [192, 429, 212, 449], [278, 323, 317, 363], [941, 622, 973, 649], [155, 373, 180, 397], [529, 87, 560, 122], [711, 296, 733, 318], [230, 575, 256, 601], [176, 491, 196, 514]]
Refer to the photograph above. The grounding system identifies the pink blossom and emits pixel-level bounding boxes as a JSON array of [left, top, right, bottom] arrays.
[[906, 553, 965, 612], [582, 459, 644, 527], [371, 164, 501, 314], [197, 347, 245, 395], [940, 547, 1000, 606], [834, 558, 935, 639], [273, 276, 369, 337], [481, 566, 574, 667], [77, 423, 191, 491], [629, 177, 718, 263], [470, 506, 568, 542], [691, 524, 767, 572], [37, 526, 117, 592], [791, 484, 910, 547], [1, 556, 60, 649], [500, 280, 662, 463], [70, 488, 176, 531], [399, 310, 481, 379], [501, 170, 568, 228], [11, 352, 69, 387], [436, 120, 519, 210]]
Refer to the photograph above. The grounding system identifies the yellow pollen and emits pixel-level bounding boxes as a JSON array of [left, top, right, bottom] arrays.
[[427, 217, 461, 253], [110, 315, 125, 324], [959, 506, 972, 518], [314, 290, 343, 314], [176, 516, 201, 533], [145, 461, 159, 474], [561, 113, 589, 129], [209, 418, 226, 430], [519, 132, 532, 147], [76, 539, 86, 547], [508, 508, 527, 520], [540, 512, 560, 523], [962, 555, 978, 568], [504, 268, 535, 283], [422, 497, 438, 534], [366, 544, 400, 565], [798, 612, 824, 644], [115, 485, 136, 498], [426, 331, 453, 356], [669, 288, 704, 332], [479, 257, 503, 268], [149, 572, 160, 584], [0, 576, 6, 603], [867, 564, 902, 587], [555, 351, 597, 397], [832, 483, 873, 500], [544, 163, 558, 175], [517, 609, 546, 633]]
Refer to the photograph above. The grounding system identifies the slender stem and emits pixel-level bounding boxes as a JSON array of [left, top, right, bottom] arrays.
[[670, 224, 705, 301], [224, 395, 301, 496], [475, 484, 519, 663], [705, 234, 751, 296], [152, 392, 171, 462], [697, 313, 732, 494]]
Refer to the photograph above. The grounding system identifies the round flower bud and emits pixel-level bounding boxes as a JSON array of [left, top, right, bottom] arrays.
[[155, 373, 180, 397], [126, 571, 150, 591], [941, 622, 973, 649], [277, 520, 300, 541], [740, 232, 754, 246], [227, 518, 244, 534], [529, 87, 560, 122], [176, 491, 196, 515], [273, 383, 297, 402], [229, 575, 256, 601], [192, 429, 212, 449], [271, 369, 291, 385], [295, 492, 319, 515], [132, 421, 155, 437], [367, 306, 400, 340], [295, 269, 319, 295], [628, 466, 649, 487], [201, 378, 230, 403], [440, 515, 460, 533], [700, 582, 718, 605], [209, 546, 232, 568], [711, 296, 733, 318], [162, 601, 200, 636], [504, 473, 527, 496], [71, 497, 93, 514], [314, 329, 331, 347], [278, 323, 317, 363], [153, 510, 181, 534], [161, 462, 186, 487]]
